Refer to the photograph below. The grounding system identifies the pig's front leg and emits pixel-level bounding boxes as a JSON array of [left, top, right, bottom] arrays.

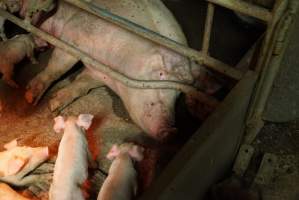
[[25, 48, 79, 105], [49, 69, 104, 112], [1, 63, 19, 88]]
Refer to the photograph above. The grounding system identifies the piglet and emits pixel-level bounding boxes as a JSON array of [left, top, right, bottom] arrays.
[[0, 183, 30, 200], [97, 143, 144, 200], [0, 34, 37, 88], [49, 114, 95, 200], [0, 139, 49, 186]]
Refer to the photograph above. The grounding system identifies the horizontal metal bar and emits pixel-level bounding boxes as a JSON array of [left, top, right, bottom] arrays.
[[0, 9, 219, 108], [63, 0, 244, 80], [207, 0, 272, 22], [202, 54, 243, 79]]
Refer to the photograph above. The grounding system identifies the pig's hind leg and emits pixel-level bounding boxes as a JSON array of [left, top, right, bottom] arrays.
[[49, 69, 104, 112], [25, 48, 79, 105]]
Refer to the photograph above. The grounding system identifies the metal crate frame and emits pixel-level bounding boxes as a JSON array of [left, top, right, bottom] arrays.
[[0, 0, 297, 199]]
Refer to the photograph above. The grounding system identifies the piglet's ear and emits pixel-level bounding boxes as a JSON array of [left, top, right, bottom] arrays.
[[129, 145, 144, 162], [106, 145, 120, 160], [76, 114, 94, 130], [53, 116, 65, 133], [3, 139, 18, 150]]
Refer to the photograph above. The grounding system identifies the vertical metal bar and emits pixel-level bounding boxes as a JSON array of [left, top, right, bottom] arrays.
[[255, 0, 287, 72], [245, 0, 299, 143], [202, 3, 215, 55]]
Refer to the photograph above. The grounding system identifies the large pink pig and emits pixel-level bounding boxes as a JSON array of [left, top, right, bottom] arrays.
[[25, 0, 197, 140]]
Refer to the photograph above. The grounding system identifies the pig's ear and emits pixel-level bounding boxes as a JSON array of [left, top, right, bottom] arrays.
[[53, 116, 65, 133], [106, 144, 120, 160], [76, 114, 94, 130], [6, 157, 29, 176], [128, 145, 144, 162], [3, 139, 18, 150]]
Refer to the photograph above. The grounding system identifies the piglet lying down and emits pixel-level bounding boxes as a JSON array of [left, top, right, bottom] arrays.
[[0, 139, 49, 186], [97, 143, 144, 200], [49, 114, 96, 200]]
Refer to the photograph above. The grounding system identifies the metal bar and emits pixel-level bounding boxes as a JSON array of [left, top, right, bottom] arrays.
[[207, 0, 272, 22], [245, 2, 299, 143], [255, 0, 288, 72], [0, 9, 220, 108], [202, 3, 215, 55], [63, 0, 244, 80], [202, 54, 243, 78]]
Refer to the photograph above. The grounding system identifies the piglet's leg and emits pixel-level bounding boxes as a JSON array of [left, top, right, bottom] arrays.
[[25, 48, 79, 105], [1, 64, 19, 88], [0, 17, 7, 41], [0, 173, 52, 187], [49, 69, 104, 112], [26, 47, 38, 65]]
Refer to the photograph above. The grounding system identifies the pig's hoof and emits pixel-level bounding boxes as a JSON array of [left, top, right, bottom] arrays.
[[25, 80, 45, 105], [2, 78, 19, 88], [49, 98, 62, 112], [7, 81, 19, 89], [0, 33, 7, 41], [49, 90, 73, 112], [49, 90, 74, 112]]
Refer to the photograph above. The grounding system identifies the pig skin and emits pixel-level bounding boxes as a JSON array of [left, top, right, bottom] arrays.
[[25, 0, 196, 140], [0, 34, 37, 88], [0, 183, 31, 200], [97, 143, 144, 200], [49, 114, 95, 200]]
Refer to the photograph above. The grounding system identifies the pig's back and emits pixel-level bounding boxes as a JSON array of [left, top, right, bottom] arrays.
[[92, 0, 187, 44], [54, 127, 88, 180]]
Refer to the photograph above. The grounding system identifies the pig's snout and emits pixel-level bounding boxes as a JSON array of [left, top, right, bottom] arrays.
[[138, 113, 177, 140], [143, 113, 177, 140], [155, 126, 177, 141]]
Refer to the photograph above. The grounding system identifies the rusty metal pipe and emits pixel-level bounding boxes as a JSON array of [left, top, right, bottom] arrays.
[[0, 9, 219, 108], [62, 0, 244, 80], [202, 3, 215, 55], [207, 0, 272, 22]]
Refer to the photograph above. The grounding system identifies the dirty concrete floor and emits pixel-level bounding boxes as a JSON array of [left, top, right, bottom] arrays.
[[252, 121, 299, 200]]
